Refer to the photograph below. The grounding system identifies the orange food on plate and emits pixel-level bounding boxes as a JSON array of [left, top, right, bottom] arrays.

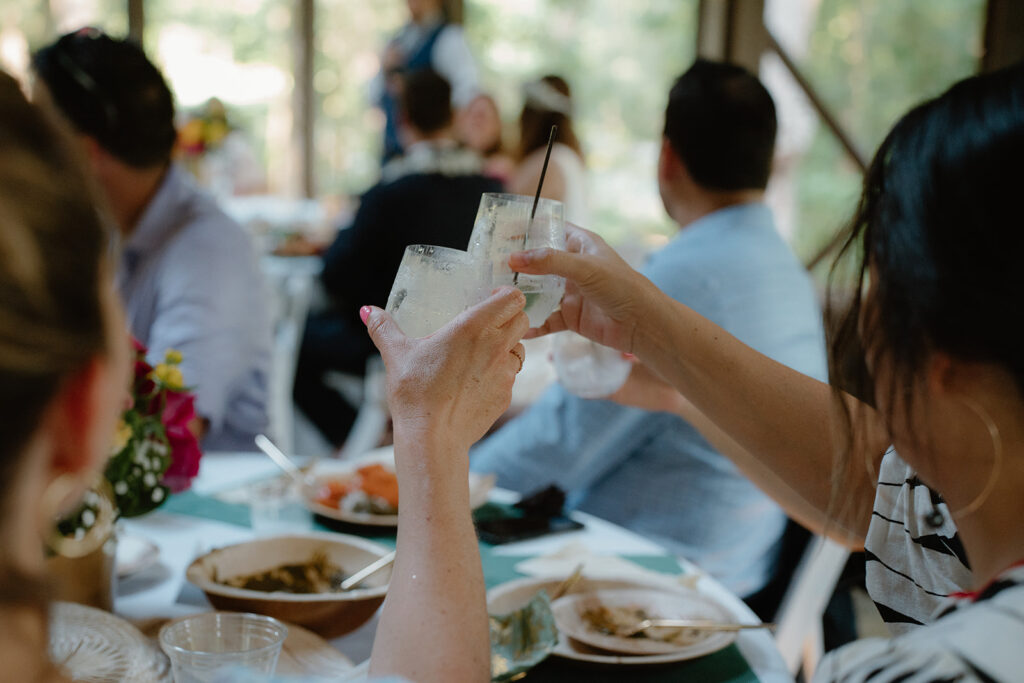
[[356, 464, 399, 508], [313, 463, 399, 512], [314, 477, 353, 508]]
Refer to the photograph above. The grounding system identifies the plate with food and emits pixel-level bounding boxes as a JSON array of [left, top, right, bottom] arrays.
[[306, 447, 495, 527], [551, 588, 737, 658], [488, 575, 738, 666]]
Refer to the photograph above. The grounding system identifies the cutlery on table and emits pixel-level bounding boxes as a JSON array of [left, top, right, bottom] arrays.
[[549, 563, 585, 600], [255, 434, 316, 488], [340, 550, 397, 591], [614, 618, 775, 637]]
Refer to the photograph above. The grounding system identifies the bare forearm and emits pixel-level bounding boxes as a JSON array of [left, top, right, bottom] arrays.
[[370, 434, 490, 683], [665, 389, 865, 548], [633, 290, 881, 540]]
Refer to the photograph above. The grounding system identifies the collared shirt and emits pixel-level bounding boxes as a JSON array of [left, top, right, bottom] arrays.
[[471, 203, 828, 597], [116, 164, 271, 451]]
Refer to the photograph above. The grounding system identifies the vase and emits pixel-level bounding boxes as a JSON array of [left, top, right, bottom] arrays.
[[46, 532, 117, 611]]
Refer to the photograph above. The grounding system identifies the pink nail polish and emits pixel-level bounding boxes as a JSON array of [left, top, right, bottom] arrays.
[[359, 306, 372, 324]]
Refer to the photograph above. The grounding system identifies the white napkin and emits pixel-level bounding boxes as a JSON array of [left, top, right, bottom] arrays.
[[513, 541, 702, 591]]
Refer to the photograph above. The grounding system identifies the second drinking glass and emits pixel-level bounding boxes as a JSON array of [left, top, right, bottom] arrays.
[[469, 193, 566, 328]]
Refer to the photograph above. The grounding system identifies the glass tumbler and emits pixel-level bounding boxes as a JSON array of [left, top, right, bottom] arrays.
[[386, 244, 487, 338], [159, 612, 287, 683], [468, 193, 566, 327]]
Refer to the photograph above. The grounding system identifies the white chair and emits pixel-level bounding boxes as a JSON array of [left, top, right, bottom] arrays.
[[773, 534, 851, 678], [264, 263, 315, 454], [325, 356, 390, 460]]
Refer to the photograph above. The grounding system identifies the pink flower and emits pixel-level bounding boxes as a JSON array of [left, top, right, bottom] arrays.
[[160, 389, 202, 493]]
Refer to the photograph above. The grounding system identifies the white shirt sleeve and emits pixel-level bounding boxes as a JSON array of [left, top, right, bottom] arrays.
[[431, 25, 479, 108]]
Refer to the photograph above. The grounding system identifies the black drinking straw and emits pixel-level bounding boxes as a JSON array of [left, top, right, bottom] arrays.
[[514, 124, 558, 286]]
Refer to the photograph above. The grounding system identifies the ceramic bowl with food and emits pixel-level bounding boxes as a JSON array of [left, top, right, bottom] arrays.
[[186, 532, 391, 638]]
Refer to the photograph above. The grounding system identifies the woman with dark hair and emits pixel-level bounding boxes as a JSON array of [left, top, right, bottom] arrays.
[[0, 66, 523, 682], [510, 63, 1024, 679], [510, 75, 588, 224]]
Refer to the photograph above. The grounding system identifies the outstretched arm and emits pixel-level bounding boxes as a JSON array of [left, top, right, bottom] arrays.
[[609, 361, 869, 548], [512, 224, 888, 542]]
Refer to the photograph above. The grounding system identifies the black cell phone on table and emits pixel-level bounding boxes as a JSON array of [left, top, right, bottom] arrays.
[[475, 515, 583, 545]]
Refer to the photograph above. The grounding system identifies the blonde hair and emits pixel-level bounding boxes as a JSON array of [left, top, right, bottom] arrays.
[[0, 70, 110, 595]]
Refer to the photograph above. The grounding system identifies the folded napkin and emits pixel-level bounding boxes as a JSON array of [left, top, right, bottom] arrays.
[[513, 541, 702, 591]]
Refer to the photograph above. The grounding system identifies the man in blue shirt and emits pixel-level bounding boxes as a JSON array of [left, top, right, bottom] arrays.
[[33, 30, 271, 451], [471, 60, 827, 598]]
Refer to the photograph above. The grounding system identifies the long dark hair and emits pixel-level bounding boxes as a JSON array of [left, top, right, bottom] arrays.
[[518, 75, 583, 161], [827, 63, 1024, 493]]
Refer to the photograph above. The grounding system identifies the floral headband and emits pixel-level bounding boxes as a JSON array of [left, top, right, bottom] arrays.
[[523, 79, 573, 116]]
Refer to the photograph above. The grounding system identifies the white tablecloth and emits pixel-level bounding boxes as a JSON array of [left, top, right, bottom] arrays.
[[117, 453, 791, 682]]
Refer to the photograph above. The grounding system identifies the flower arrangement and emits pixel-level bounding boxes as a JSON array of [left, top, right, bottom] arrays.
[[55, 340, 202, 540], [111, 340, 203, 515], [178, 98, 230, 161]]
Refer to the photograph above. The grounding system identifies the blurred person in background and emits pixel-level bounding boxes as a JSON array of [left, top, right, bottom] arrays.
[[510, 75, 588, 225], [373, 0, 479, 163], [472, 60, 828, 601], [456, 92, 515, 183], [32, 29, 271, 452], [295, 69, 501, 448]]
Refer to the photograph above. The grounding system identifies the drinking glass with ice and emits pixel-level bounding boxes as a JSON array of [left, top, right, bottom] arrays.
[[386, 245, 486, 338], [468, 193, 566, 327]]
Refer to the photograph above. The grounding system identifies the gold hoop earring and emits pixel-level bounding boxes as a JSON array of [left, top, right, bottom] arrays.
[[42, 474, 116, 558], [924, 395, 1003, 528]]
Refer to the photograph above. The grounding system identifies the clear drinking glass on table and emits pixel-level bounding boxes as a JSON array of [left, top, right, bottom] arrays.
[[386, 244, 488, 338], [468, 193, 566, 328], [552, 331, 633, 399], [249, 477, 312, 536], [159, 612, 287, 682]]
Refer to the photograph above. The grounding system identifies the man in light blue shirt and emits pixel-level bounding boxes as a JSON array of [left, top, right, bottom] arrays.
[[472, 60, 827, 598], [34, 31, 271, 451]]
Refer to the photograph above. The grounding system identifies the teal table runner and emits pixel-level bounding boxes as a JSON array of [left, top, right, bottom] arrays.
[[163, 489, 759, 682]]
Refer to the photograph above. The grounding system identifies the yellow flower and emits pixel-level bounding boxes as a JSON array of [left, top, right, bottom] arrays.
[[112, 419, 132, 454], [164, 348, 183, 365], [151, 363, 185, 390]]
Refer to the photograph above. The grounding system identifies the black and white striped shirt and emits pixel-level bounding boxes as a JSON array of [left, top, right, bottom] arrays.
[[863, 448, 972, 634], [816, 565, 1024, 681]]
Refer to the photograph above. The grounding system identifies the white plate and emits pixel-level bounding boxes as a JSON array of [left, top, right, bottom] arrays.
[[49, 602, 172, 683], [487, 575, 737, 667], [551, 588, 736, 657], [116, 533, 160, 578], [305, 447, 494, 527], [267, 622, 353, 677]]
